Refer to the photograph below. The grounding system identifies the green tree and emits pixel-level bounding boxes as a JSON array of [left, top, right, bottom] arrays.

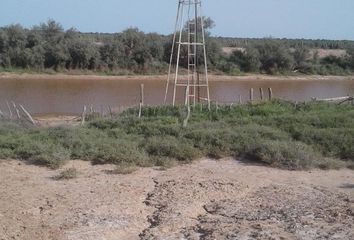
[[255, 41, 294, 74], [37, 20, 70, 70], [40, 19, 64, 42], [0, 28, 9, 66], [321, 55, 348, 71], [243, 47, 261, 72], [292, 47, 312, 73], [118, 28, 152, 70], [0, 28, 7, 52], [228, 47, 260, 73], [2, 25, 27, 67], [68, 38, 100, 69], [43, 42, 69, 70], [26, 27, 43, 48], [99, 40, 125, 70], [184, 16, 215, 36], [347, 48, 354, 70], [229, 50, 246, 69]]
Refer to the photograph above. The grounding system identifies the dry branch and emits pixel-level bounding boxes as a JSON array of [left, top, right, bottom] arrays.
[[19, 105, 36, 125]]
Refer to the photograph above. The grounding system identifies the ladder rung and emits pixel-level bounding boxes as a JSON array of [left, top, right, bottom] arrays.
[[178, 42, 204, 46], [176, 84, 209, 87]]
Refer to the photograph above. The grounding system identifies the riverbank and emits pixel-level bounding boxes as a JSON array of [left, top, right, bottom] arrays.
[[1, 158, 353, 240], [1, 101, 354, 171], [1, 72, 354, 82]]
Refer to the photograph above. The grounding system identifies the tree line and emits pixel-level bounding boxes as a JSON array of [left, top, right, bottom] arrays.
[[220, 41, 354, 75], [0, 20, 169, 73], [218, 37, 354, 50], [1, 20, 354, 75]]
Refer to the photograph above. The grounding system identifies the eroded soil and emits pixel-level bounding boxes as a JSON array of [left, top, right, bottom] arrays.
[[0, 159, 353, 240]]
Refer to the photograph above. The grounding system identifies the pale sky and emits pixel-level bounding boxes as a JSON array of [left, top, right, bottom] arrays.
[[0, 0, 354, 40]]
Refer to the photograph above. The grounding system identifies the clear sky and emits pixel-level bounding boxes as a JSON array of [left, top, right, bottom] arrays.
[[0, 0, 354, 40]]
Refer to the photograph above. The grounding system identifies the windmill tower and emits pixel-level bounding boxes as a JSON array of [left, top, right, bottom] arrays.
[[164, 0, 211, 109]]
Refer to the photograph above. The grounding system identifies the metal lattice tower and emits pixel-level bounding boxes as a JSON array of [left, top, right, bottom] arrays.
[[164, 0, 211, 109]]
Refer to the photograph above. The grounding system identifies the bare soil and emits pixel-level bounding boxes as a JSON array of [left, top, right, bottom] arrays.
[[0, 158, 353, 240], [35, 115, 81, 127]]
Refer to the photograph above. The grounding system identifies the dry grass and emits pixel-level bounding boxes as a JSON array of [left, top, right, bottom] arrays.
[[53, 168, 78, 180]]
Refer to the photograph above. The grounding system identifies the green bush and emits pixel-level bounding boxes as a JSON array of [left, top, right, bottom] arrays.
[[144, 136, 200, 162], [246, 140, 319, 170], [15, 141, 70, 169], [90, 139, 148, 165]]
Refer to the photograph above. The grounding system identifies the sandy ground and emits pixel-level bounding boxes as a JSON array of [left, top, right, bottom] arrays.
[[35, 116, 81, 127], [1, 72, 354, 82], [0, 158, 353, 240]]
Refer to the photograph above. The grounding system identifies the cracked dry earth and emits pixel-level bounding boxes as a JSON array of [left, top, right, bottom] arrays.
[[0, 158, 353, 240]]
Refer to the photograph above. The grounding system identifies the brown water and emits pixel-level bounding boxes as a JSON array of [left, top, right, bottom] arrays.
[[1, 77, 354, 115]]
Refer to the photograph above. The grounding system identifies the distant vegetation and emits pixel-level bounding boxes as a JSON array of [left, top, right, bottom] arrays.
[[1, 19, 354, 75], [0, 101, 354, 171]]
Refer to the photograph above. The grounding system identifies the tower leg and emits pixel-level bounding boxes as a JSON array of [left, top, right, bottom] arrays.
[[164, 2, 182, 104], [172, 3, 185, 107]]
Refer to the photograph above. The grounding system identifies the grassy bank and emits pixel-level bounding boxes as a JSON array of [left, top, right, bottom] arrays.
[[1, 100, 354, 171]]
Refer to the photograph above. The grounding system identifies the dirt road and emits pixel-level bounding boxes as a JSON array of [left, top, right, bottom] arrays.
[[0, 158, 353, 240]]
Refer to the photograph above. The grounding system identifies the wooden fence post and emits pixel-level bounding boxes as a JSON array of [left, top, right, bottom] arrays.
[[81, 105, 87, 125], [108, 106, 113, 118], [138, 103, 142, 118], [268, 88, 273, 101], [139, 84, 145, 118], [239, 95, 243, 105], [183, 104, 191, 128], [260, 88, 264, 101], [90, 104, 93, 114], [140, 84, 144, 106], [250, 88, 254, 102]]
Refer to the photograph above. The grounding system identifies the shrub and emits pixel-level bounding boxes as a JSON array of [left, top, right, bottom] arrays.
[[54, 168, 78, 180], [316, 158, 346, 170], [50, 127, 107, 160], [144, 136, 200, 162], [109, 163, 139, 175], [0, 148, 14, 159], [184, 123, 290, 159], [28, 145, 70, 169], [245, 140, 319, 170], [1, 101, 353, 171], [151, 156, 178, 169], [184, 128, 237, 158], [90, 139, 148, 165]]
